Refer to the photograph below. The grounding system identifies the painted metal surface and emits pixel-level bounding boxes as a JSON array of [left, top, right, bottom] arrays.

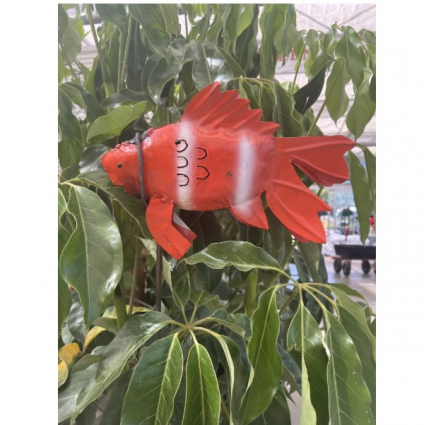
[[101, 82, 355, 259]]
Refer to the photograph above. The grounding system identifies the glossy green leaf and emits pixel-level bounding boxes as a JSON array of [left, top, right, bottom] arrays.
[[141, 54, 162, 94], [99, 371, 133, 425], [86, 101, 154, 146], [329, 283, 366, 301], [58, 87, 83, 169], [190, 289, 219, 308], [239, 286, 283, 424], [235, 5, 259, 76], [60, 186, 123, 326], [361, 146, 376, 217], [273, 83, 305, 136], [222, 5, 254, 54], [218, 48, 246, 78], [96, 4, 127, 33], [346, 69, 376, 139], [102, 89, 151, 109], [67, 312, 171, 422], [78, 145, 108, 173], [300, 357, 317, 424], [348, 152, 373, 244], [61, 82, 104, 124], [74, 170, 150, 238], [277, 344, 302, 393], [129, 5, 171, 62], [60, 18, 81, 64], [298, 242, 323, 283], [338, 305, 376, 419], [250, 384, 291, 425], [160, 4, 179, 34], [67, 291, 88, 343], [172, 262, 191, 311], [325, 57, 350, 124], [185, 241, 283, 273], [151, 105, 181, 126], [335, 26, 366, 87], [121, 334, 183, 425], [72, 355, 101, 374], [274, 4, 297, 63], [58, 5, 68, 40], [287, 304, 329, 425], [148, 39, 195, 104], [59, 363, 99, 423], [192, 41, 234, 90], [182, 343, 221, 425], [59, 190, 71, 335], [325, 313, 374, 425], [259, 5, 290, 79], [332, 288, 376, 360], [294, 66, 326, 114], [197, 309, 247, 339]]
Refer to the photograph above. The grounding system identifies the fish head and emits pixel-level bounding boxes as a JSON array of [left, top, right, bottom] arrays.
[[101, 124, 180, 199]]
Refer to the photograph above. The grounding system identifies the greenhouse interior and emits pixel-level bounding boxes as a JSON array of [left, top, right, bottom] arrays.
[[57, 4, 377, 425]]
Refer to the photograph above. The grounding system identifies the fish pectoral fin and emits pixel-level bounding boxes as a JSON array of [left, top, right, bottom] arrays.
[[230, 197, 269, 230], [172, 213, 197, 243], [146, 197, 195, 259]]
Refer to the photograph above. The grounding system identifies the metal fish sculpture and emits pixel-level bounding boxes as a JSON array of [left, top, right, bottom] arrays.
[[101, 82, 354, 259]]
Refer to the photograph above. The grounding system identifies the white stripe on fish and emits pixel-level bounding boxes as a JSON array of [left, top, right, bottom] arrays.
[[177, 121, 194, 209], [235, 136, 255, 209]]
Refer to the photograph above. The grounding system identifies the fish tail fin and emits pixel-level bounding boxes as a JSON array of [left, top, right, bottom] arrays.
[[265, 136, 354, 243]]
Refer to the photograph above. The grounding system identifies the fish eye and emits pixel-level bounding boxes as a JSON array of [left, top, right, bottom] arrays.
[[117, 162, 122, 168]]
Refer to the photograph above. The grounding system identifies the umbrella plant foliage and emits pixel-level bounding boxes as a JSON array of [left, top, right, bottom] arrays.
[[58, 4, 376, 425]]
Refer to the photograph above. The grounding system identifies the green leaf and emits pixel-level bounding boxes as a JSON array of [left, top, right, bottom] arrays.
[[335, 26, 366, 87], [58, 5, 68, 40], [141, 54, 162, 94], [325, 313, 374, 425], [182, 343, 221, 425], [287, 304, 329, 425], [338, 305, 376, 419], [250, 384, 291, 424], [277, 344, 302, 393], [274, 4, 297, 62], [60, 18, 81, 64], [61, 82, 104, 124], [346, 69, 375, 139], [58, 361, 68, 388], [74, 170, 150, 238], [218, 48, 246, 78], [59, 190, 71, 336], [235, 5, 259, 76], [60, 186, 123, 326], [58, 87, 83, 169], [160, 4, 179, 34], [96, 4, 127, 33], [78, 145, 109, 173], [300, 357, 317, 425], [66, 312, 171, 422], [172, 262, 191, 311], [348, 152, 373, 244], [102, 89, 151, 109], [67, 291, 88, 343], [151, 105, 181, 126], [259, 5, 290, 79], [197, 309, 247, 339], [325, 57, 350, 124], [86, 101, 154, 146], [329, 283, 366, 301], [294, 66, 326, 114], [59, 363, 98, 423], [192, 41, 234, 90], [121, 334, 183, 425], [99, 371, 133, 425], [360, 146, 376, 217], [222, 5, 254, 54], [148, 39, 195, 104], [185, 241, 283, 273], [273, 83, 305, 136], [190, 289, 219, 308], [129, 4, 171, 62], [332, 288, 376, 360], [239, 286, 283, 424], [298, 242, 326, 283]]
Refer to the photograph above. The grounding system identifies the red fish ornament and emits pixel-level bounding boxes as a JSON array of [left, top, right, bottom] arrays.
[[101, 82, 354, 259]]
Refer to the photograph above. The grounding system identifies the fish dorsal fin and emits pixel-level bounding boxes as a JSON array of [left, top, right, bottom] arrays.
[[181, 82, 279, 137]]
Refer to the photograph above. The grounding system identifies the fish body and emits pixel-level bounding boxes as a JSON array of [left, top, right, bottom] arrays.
[[102, 82, 354, 259]]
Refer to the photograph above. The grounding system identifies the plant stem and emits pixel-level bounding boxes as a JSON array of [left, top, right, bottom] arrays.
[[155, 245, 163, 312], [279, 287, 299, 317], [59, 40, 80, 84], [113, 279, 128, 330], [291, 41, 306, 95], [86, 5, 114, 97], [120, 16, 133, 90], [128, 238, 139, 317], [117, 32, 124, 92], [306, 285, 340, 317]]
